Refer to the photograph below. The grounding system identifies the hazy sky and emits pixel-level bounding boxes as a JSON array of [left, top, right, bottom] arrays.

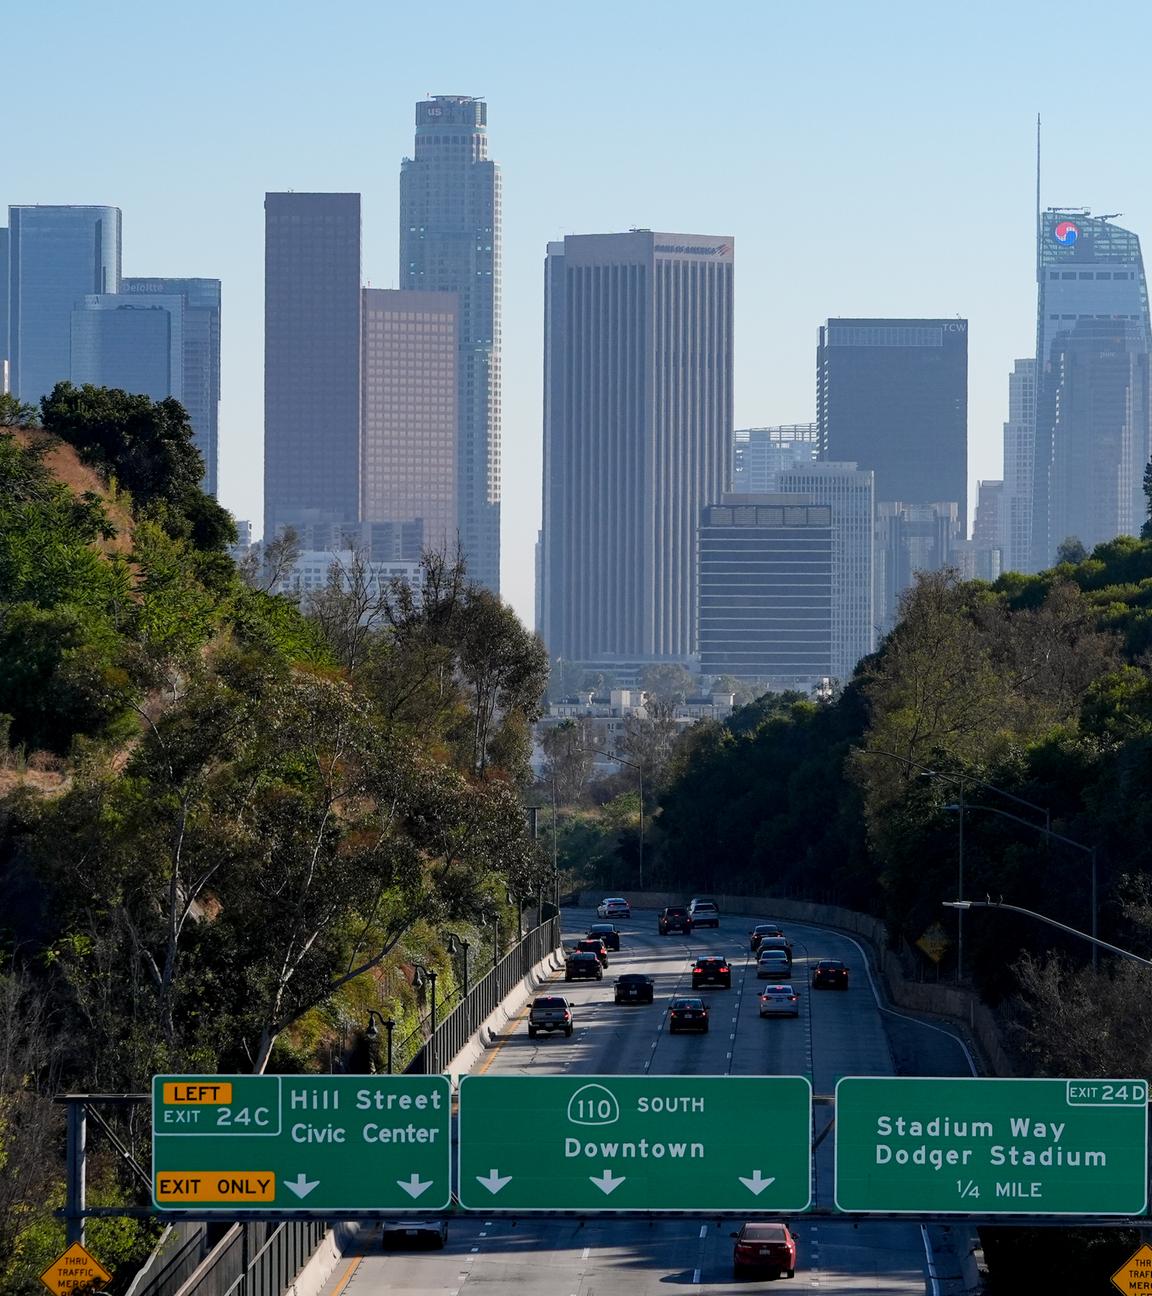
[[6, 0, 1152, 627]]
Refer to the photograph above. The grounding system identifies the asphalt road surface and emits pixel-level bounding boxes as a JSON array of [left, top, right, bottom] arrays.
[[317, 906, 976, 1295]]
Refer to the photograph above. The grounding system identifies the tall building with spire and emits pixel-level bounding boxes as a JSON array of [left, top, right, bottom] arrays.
[[400, 95, 501, 591], [1032, 210, 1151, 567]]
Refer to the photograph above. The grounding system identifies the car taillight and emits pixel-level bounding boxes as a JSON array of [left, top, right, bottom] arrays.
[[719, 966, 729, 973], [790, 995, 797, 1002], [563, 1011, 571, 1019], [693, 966, 702, 973]]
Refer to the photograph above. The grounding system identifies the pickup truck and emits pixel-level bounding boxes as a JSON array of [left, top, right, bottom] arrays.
[[528, 995, 574, 1038]]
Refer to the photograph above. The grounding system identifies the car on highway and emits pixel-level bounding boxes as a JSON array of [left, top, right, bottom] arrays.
[[731, 1221, 797, 1280], [758, 983, 800, 1017], [564, 950, 604, 982], [586, 922, 621, 951], [691, 956, 732, 989], [574, 937, 610, 967], [658, 905, 693, 935], [597, 896, 631, 919], [613, 973, 655, 1004], [756, 949, 792, 979], [812, 958, 849, 990], [381, 1218, 448, 1250], [668, 996, 709, 1033], [748, 922, 783, 952], [758, 935, 792, 965], [528, 995, 574, 1038], [687, 897, 720, 927]]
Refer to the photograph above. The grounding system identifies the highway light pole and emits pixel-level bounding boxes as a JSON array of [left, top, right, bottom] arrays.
[[942, 801, 1098, 970], [364, 1010, 396, 1074], [587, 748, 644, 890], [943, 900, 1146, 967], [410, 962, 438, 1074], [445, 931, 470, 1002]]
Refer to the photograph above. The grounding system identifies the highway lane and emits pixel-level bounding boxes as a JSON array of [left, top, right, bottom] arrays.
[[319, 905, 971, 1296]]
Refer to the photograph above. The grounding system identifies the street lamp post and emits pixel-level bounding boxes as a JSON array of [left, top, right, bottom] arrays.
[[364, 1011, 396, 1074], [942, 801, 1098, 970], [445, 931, 470, 1002], [587, 748, 644, 890], [943, 900, 1146, 967], [410, 962, 439, 1074]]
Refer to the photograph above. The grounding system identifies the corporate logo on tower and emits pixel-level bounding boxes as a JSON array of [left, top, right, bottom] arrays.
[[1053, 220, 1080, 247]]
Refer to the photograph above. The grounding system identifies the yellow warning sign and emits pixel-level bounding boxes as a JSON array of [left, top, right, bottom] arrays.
[[40, 1243, 112, 1295], [1113, 1243, 1152, 1294], [916, 922, 951, 964], [155, 1171, 276, 1203], [162, 1081, 233, 1104]]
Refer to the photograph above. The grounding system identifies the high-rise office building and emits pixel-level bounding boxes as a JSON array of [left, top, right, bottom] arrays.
[[777, 462, 875, 680], [875, 501, 961, 628], [0, 227, 9, 394], [8, 205, 121, 405], [123, 278, 221, 495], [698, 494, 833, 685], [361, 288, 458, 557], [70, 295, 181, 402], [1001, 358, 1036, 574], [264, 192, 361, 541], [732, 425, 818, 493], [540, 231, 734, 667], [817, 318, 968, 529], [400, 95, 501, 591], [1033, 211, 1151, 569]]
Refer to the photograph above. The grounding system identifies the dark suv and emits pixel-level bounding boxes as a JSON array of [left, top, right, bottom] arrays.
[[659, 906, 693, 935]]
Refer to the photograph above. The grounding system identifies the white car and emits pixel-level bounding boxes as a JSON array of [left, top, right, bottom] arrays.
[[597, 897, 631, 919], [759, 984, 800, 1017], [756, 950, 791, 979]]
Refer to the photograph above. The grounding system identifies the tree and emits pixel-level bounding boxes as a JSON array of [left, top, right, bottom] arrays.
[[1056, 535, 1088, 565], [0, 393, 41, 428], [540, 718, 594, 805], [307, 545, 392, 677], [640, 663, 696, 715], [40, 383, 236, 552]]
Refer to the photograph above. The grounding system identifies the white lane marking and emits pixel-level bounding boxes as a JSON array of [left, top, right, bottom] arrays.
[[581, 1245, 589, 1259], [485, 1220, 493, 1225], [920, 1224, 942, 1296], [479, 1231, 487, 1237], [692, 1268, 701, 1284], [726, 1051, 732, 1059], [698, 1224, 708, 1238], [470, 1247, 479, 1253]]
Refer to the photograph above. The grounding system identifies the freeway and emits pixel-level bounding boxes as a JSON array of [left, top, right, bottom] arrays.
[[316, 906, 975, 1295]]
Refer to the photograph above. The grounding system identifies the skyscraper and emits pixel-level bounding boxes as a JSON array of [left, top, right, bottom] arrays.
[[70, 295, 181, 403], [1001, 358, 1036, 574], [8, 205, 121, 405], [400, 95, 501, 591], [817, 318, 968, 529], [361, 288, 458, 557], [698, 494, 833, 685], [1033, 211, 1151, 567], [264, 193, 361, 541], [541, 231, 734, 667], [777, 461, 875, 680], [0, 227, 9, 393], [123, 278, 221, 495], [731, 425, 818, 493]]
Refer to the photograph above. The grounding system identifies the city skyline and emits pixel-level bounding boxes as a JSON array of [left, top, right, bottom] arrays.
[[6, 2, 1152, 628]]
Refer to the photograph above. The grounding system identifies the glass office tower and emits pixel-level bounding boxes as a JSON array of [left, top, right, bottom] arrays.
[[400, 96, 501, 592], [0, 228, 8, 393], [8, 205, 121, 405], [264, 193, 361, 540], [70, 296, 179, 402], [817, 318, 968, 530], [1033, 210, 1151, 567], [541, 231, 734, 667], [123, 278, 221, 495]]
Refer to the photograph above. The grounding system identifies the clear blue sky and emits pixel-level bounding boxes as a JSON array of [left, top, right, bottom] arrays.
[[6, 0, 1152, 627]]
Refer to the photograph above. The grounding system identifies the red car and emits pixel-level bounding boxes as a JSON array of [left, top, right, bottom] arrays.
[[731, 1221, 797, 1280]]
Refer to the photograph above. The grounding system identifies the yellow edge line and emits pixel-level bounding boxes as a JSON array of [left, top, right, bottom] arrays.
[[329, 1255, 362, 1296], [474, 965, 563, 1076]]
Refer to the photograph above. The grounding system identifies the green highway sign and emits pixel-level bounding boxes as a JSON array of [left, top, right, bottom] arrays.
[[152, 1075, 452, 1211], [458, 1075, 812, 1212], [835, 1077, 1148, 1215]]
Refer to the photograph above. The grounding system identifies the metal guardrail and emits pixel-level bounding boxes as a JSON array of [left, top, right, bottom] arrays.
[[405, 914, 562, 1074]]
